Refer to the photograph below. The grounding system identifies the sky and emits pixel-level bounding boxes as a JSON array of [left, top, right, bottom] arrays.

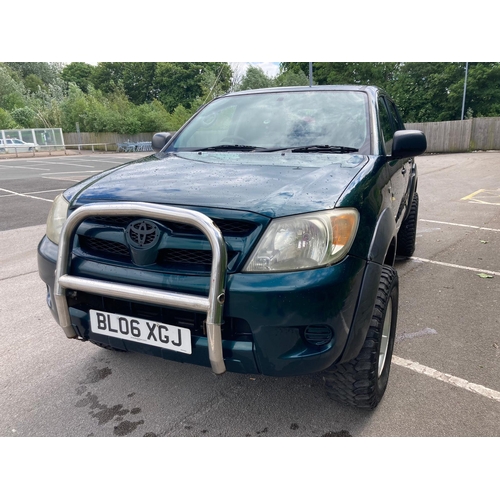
[[3, 5, 495, 66]]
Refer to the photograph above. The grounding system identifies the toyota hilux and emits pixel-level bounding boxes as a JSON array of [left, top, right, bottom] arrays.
[[37, 85, 426, 409]]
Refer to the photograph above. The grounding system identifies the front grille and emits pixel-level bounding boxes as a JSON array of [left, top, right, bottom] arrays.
[[79, 236, 130, 258], [78, 235, 236, 270], [85, 216, 256, 236], [158, 248, 213, 266], [74, 211, 266, 274]]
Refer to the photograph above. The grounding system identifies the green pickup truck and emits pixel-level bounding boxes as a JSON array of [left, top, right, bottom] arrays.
[[38, 85, 426, 409]]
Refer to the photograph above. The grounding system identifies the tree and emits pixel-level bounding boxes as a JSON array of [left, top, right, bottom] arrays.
[[386, 62, 476, 122], [0, 64, 26, 111], [275, 68, 310, 87], [61, 62, 96, 93], [5, 62, 64, 87], [0, 108, 17, 129], [154, 62, 232, 113], [10, 107, 37, 128], [445, 63, 500, 119], [280, 62, 399, 87], [238, 66, 275, 90]]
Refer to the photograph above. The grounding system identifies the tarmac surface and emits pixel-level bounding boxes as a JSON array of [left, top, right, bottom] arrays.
[[1, 150, 499, 438]]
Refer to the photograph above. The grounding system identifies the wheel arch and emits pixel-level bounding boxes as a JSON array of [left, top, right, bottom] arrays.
[[338, 208, 397, 364], [368, 207, 396, 265]]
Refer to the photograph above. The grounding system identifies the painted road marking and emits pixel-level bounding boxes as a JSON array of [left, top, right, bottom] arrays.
[[0, 187, 53, 202], [0, 188, 64, 199], [410, 257, 500, 276], [461, 189, 500, 206], [393, 356, 500, 403], [420, 219, 500, 232], [27, 160, 106, 169], [461, 189, 485, 201], [0, 164, 50, 171], [42, 170, 103, 176], [42, 177, 88, 182]]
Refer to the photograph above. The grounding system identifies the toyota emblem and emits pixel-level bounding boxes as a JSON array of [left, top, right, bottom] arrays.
[[126, 219, 160, 249]]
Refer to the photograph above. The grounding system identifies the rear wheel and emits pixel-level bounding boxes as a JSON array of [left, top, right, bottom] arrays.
[[323, 266, 398, 409], [396, 192, 419, 257]]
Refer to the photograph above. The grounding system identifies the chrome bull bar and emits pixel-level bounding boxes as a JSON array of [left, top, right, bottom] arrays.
[[54, 202, 228, 374]]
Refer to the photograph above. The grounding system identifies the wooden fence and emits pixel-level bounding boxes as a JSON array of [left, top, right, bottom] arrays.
[[63, 132, 155, 151], [405, 117, 500, 153]]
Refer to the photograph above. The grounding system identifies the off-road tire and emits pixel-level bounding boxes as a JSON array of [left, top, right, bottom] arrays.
[[323, 266, 398, 409], [396, 192, 419, 257]]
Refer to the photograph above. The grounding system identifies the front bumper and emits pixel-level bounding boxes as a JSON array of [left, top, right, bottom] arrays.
[[38, 203, 371, 377], [39, 234, 368, 376]]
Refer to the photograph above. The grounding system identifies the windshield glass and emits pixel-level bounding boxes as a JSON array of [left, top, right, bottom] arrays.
[[167, 90, 370, 153]]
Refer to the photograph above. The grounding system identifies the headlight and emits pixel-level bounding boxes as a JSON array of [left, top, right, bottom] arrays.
[[46, 194, 70, 244], [243, 209, 359, 273]]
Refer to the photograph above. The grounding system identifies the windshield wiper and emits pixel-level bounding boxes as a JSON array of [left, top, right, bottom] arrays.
[[290, 145, 359, 153], [194, 144, 259, 152]]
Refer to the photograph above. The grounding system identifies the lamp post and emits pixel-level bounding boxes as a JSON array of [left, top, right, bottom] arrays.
[[309, 62, 313, 87], [461, 62, 469, 120]]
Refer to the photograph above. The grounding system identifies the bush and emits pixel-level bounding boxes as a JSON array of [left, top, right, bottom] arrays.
[[0, 108, 17, 129]]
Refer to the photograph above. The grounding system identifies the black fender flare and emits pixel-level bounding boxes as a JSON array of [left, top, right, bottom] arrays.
[[339, 208, 396, 363], [368, 207, 396, 265]]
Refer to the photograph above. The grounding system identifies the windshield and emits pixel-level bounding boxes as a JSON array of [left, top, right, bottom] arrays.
[[167, 90, 370, 154]]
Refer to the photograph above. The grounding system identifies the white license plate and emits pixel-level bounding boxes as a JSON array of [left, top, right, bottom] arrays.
[[89, 309, 192, 354]]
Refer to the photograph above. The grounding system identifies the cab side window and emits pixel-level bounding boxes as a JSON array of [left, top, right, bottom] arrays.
[[387, 100, 405, 132], [378, 98, 393, 154]]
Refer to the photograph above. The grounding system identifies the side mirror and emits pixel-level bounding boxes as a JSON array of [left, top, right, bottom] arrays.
[[152, 132, 173, 153], [391, 130, 427, 158]]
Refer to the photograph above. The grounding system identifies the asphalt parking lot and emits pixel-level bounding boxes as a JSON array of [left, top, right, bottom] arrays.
[[1, 151, 499, 437]]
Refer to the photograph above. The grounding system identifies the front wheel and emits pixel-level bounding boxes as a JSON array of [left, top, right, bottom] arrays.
[[323, 266, 399, 409]]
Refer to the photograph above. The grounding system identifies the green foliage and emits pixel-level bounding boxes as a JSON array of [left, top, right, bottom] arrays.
[[135, 100, 175, 132], [275, 69, 310, 87], [10, 107, 37, 128], [61, 62, 95, 93], [281, 62, 500, 122], [238, 66, 275, 90], [91, 62, 158, 105], [5, 62, 63, 86], [280, 62, 398, 87], [169, 105, 194, 130], [446, 63, 500, 118], [0, 64, 26, 110], [154, 62, 232, 113], [3, 61, 500, 135], [24, 74, 46, 93], [0, 108, 17, 129]]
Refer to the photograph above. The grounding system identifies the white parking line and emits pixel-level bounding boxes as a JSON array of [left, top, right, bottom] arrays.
[[393, 356, 500, 403], [27, 161, 105, 168], [0, 164, 50, 171], [42, 170, 103, 175], [42, 177, 86, 182], [0, 188, 64, 199], [0, 187, 53, 202], [420, 219, 500, 232], [410, 257, 500, 276], [62, 158, 129, 164]]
